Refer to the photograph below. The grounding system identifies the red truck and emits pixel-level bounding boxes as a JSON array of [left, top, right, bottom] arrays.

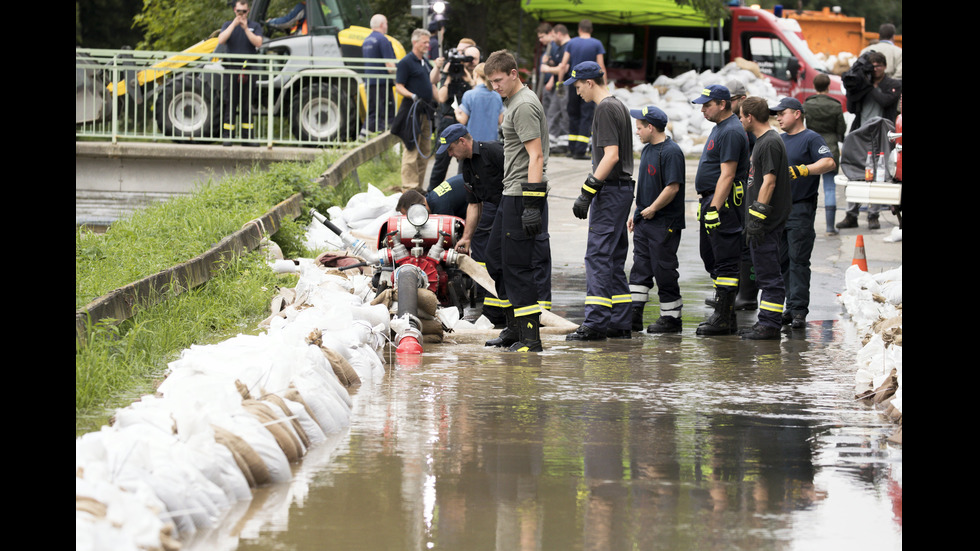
[[524, 0, 847, 109]]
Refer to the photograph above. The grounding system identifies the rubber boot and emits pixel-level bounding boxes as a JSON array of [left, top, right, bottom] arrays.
[[486, 308, 518, 347], [704, 288, 718, 308], [825, 206, 838, 235], [734, 262, 758, 311], [508, 313, 543, 352], [697, 288, 737, 336], [631, 304, 645, 332]]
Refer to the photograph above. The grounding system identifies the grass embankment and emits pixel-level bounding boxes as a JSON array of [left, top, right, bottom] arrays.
[[75, 148, 402, 436]]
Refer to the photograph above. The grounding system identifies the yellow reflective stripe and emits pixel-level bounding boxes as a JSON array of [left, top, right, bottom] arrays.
[[585, 296, 613, 307], [514, 304, 542, 317], [537, 300, 552, 310], [611, 294, 631, 304], [523, 191, 546, 197], [569, 134, 590, 143], [760, 301, 784, 313], [582, 184, 597, 194], [476, 261, 486, 268], [240, 123, 254, 129], [750, 209, 767, 220], [715, 277, 739, 288], [484, 297, 512, 308], [223, 123, 235, 130]]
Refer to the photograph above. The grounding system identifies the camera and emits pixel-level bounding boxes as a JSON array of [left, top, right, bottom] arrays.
[[445, 48, 474, 78]]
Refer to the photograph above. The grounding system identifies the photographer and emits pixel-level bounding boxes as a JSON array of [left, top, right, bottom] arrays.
[[428, 40, 481, 192]]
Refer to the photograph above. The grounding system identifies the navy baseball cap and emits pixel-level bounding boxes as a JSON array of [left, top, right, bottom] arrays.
[[691, 84, 731, 104], [770, 97, 804, 114], [436, 123, 468, 155], [629, 105, 668, 129], [563, 61, 603, 86]]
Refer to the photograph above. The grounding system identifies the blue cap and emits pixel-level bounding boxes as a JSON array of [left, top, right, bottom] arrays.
[[563, 61, 603, 86], [769, 97, 804, 114], [629, 105, 669, 129], [436, 123, 468, 155], [691, 84, 731, 104]]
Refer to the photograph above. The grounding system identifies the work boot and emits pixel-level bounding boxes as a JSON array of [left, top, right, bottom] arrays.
[[836, 213, 858, 229], [734, 263, 758, 311], [867, 214, 880, 230], [697, 289, 737, 336], [631, 305, 645, 332], [647, 315, 682, 334], [566, 324, 607, 341], [790, 313, 806, 330], [738, 322, 781, 340], [508, 314, 543, 352], [486, 308, 518, 347], [607, 328, 632, 339]]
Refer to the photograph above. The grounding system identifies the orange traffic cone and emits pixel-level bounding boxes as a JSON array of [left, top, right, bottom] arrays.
[[851, 234, 868, 271]]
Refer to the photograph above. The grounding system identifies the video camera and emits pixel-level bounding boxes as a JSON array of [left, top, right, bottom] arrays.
[[445, 48, 475, 78]]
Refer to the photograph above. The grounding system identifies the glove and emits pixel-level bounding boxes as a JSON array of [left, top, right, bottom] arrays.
[[788, 164, 809, 179], [572, 174, 602, 219], [703, 206, 720, 234], [521, 182, 547, 236], [745, 201, 772, 247], [522, 206, 543, 236]]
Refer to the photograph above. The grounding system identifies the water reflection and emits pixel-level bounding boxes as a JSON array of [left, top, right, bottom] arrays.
[[226, 320, 900, 551]]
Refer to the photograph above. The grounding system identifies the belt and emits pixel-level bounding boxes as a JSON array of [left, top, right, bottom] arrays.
[[605, 179, 634, 187]]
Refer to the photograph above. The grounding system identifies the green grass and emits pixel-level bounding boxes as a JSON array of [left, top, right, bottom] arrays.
[[75, 147, 403, 436]]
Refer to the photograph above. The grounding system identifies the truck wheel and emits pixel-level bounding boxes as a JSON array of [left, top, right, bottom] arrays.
[[291, 81, 357, 143], [154, 76, 218, 141]]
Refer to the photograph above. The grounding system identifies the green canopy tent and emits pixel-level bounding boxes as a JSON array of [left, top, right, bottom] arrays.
[[520, 0, 712, 27]]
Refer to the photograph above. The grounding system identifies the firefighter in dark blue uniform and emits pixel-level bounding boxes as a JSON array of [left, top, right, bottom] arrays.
[[565, 62, 635, 341], [690, 85, 750, 336]]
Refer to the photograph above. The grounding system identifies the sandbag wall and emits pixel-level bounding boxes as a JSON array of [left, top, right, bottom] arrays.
[[838, 264, 903, 444], [76, 261, 390, 550]]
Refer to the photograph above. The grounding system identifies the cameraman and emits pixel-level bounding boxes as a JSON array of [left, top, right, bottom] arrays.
[[428, 40, 481, 192]]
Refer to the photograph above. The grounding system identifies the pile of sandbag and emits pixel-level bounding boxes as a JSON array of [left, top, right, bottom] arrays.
[[76, 259, 389, 550], [838, 265, 902, 444], [609, 59, 781, 156]]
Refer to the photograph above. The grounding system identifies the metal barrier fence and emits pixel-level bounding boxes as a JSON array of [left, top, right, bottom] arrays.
[[76, 47, 400, 147]]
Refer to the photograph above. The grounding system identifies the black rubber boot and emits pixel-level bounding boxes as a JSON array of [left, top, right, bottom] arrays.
[[508, 314, 543, 352], [647, 315, 682, 334], [486, 308, 518, 347], [734, 262, 758, 311], [631, 304, 645, 332], [697, 289, 737, 336]]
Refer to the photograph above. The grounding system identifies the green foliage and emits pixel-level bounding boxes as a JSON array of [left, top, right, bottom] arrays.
[[133, 0, 229, 51]]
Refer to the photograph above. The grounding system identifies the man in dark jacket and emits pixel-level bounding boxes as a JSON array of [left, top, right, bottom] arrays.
[[845, 51, 901, 132], [804, 73, 847, 235]]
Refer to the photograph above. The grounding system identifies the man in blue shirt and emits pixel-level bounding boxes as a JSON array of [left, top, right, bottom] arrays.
[[362, 14, 397, 134], [558, 20, 606, 160], [771, 97, 836, 330], [395, 28, 440, 192], [690, 84, 749, 336]]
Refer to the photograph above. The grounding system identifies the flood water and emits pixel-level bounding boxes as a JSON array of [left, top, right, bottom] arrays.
[[184, 273, 902, 551]]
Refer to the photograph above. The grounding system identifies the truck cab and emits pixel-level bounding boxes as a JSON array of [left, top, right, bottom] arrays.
[[726, 6, 847, 108], [530, 2, 847, 110]]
